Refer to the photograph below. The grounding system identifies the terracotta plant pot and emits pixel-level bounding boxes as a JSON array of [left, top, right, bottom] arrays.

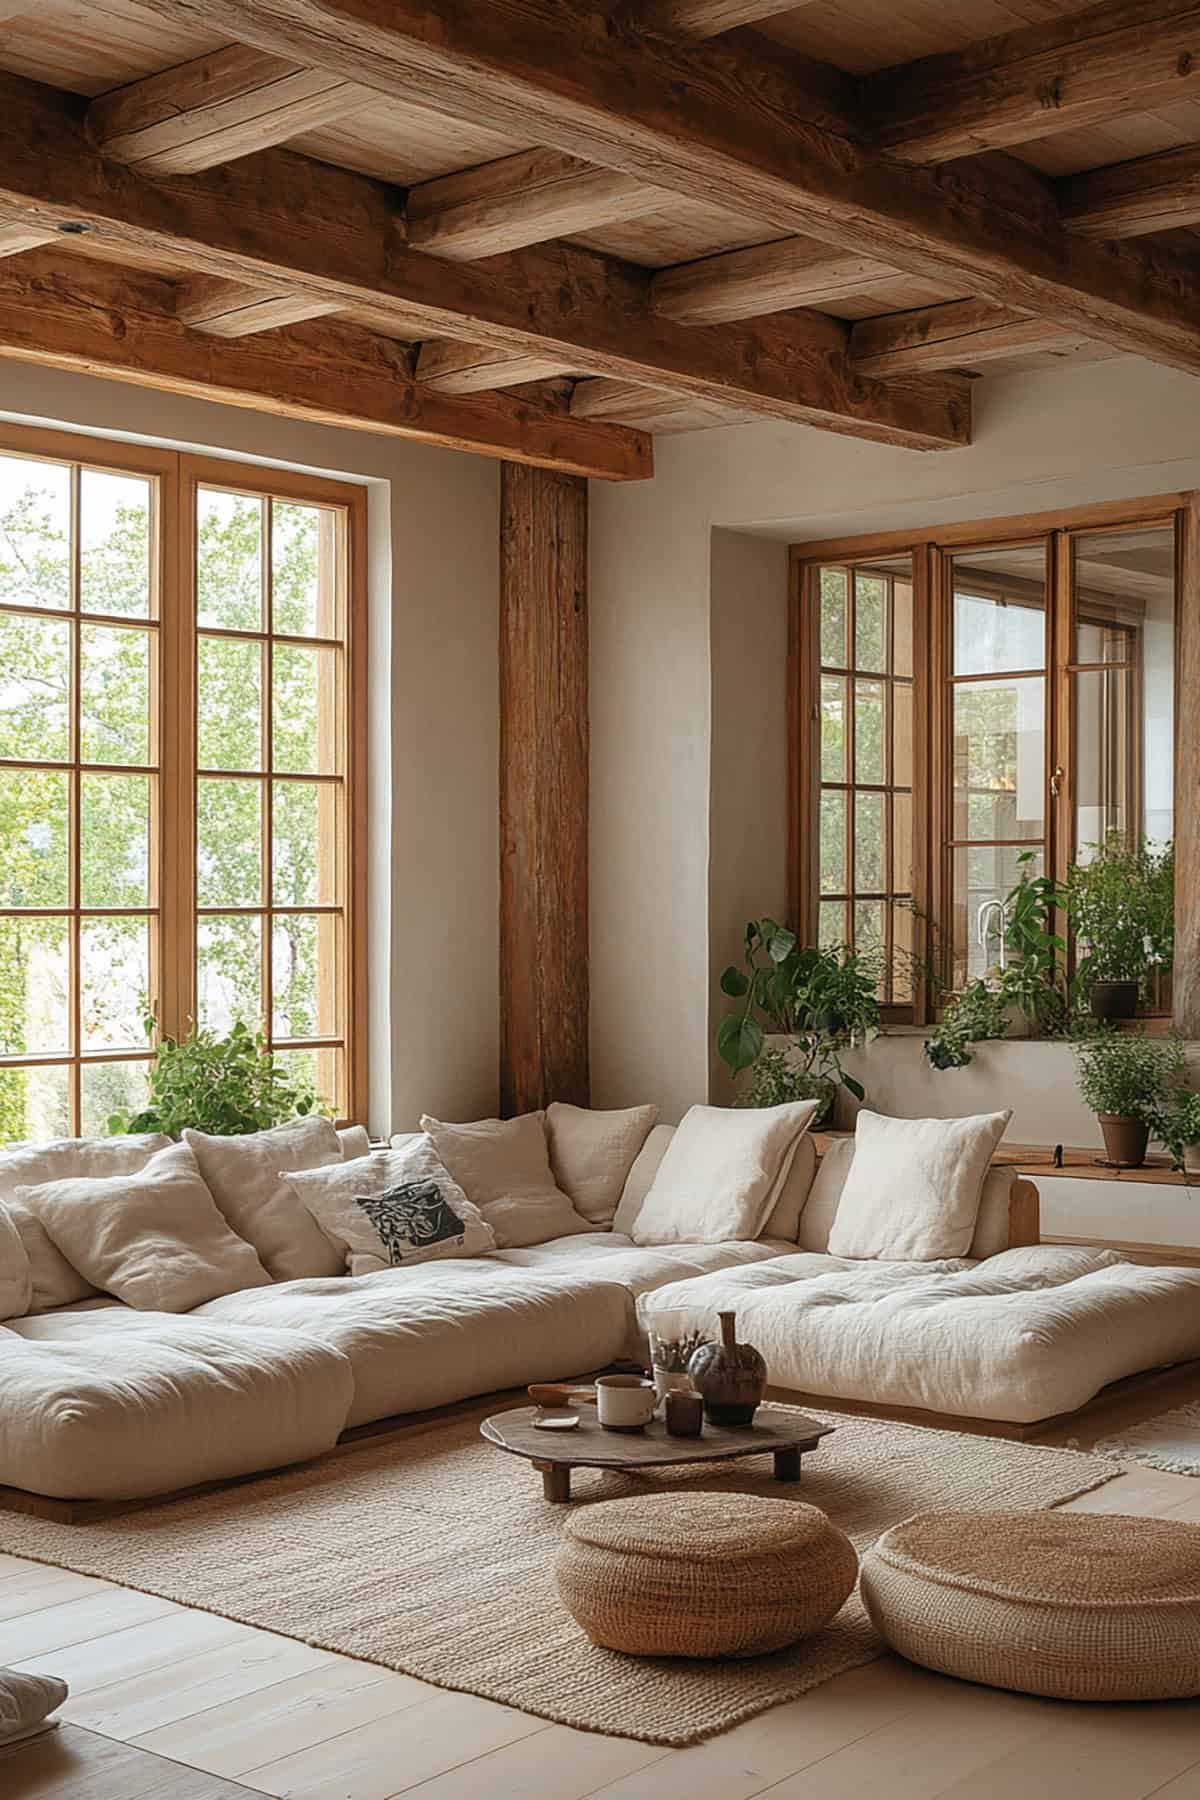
[[687, 1310, 766, 1427], [1183, 1143, 1200, 1178], [1098, 1114, 1149, 1169], [1090, 980, 1139, 1022]]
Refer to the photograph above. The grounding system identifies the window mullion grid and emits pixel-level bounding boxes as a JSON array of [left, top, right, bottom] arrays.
[[68, 461, 82, 1134], [262, 496, 274, 1057], [883, 574, 895, 1004], [845, 572, 856, 958]]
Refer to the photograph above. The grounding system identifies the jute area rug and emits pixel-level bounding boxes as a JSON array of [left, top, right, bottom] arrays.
[[0, 1403, 1118, 1746], [1092, 1400, 1200, 1477]]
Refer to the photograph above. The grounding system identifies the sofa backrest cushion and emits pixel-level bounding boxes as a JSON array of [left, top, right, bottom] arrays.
[[0, 1203, 31, 1321], [337, 1124, 372, 1161], [545, 1102, 659, 1228], [613, 1122, 818, 1243], [612, 1124, 673, 1236], [826, 1110, 1011, 1261], [184, 1117, 345, 1282], [631, 1100, 820, 1246], [286, 1140, 495, 1274], [798, 1132, 1019, 1260], [420, 1110, 596, 1248]]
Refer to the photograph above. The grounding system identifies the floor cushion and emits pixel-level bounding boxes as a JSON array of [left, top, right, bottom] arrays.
[[861, 1509, 1200, 1701]]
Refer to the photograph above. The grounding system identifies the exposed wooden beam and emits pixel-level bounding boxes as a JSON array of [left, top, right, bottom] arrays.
[[0, 250, 651, 481], [1174, 495, 1200, 1039], [88, 43, 366, 174], [133, 0, 1200, 380], [417, 338, 574, 392], [176, 274, 343, 335], [652, 235, 909, 324], [0, 225, 56, 256], [1061, 143, 1200, 238], [849, 299, 1091, 374], [639, 0, 811, 37], [871, 0, 1200, 165], [408, 149, 664, 261], [0, 76, 970, 451], [569, 375, 736, 427]]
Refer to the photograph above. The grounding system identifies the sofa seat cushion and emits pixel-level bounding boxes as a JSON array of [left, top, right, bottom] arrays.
[[490, 1235, 800, 1302], [0, 1318, 353, 1500], [635, 1246, 1200, 1424]]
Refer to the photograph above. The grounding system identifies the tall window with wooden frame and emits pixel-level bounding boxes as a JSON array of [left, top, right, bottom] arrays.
[[0, 427, 366, 1143]]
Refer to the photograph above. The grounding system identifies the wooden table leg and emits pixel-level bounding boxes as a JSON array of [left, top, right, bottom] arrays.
[[774, 1446, 802, 1483], [535, 1460, 571, 1502]]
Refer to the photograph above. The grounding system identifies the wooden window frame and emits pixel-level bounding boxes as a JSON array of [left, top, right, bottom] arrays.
[[0, 423, 368, 1131], [790, 492, 1197, 1033]]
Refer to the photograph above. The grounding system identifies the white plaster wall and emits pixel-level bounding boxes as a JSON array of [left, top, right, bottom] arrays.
[[0, 363, 500, 1135]]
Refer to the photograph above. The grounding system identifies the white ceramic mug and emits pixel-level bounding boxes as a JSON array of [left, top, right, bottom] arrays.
[[595, 1373, 656, 1432]]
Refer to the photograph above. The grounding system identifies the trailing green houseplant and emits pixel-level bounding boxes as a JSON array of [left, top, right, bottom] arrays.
[[107, 1016, 329, 1138], [1064, 835, 1174, 1019], [1150, 1087, 1200, 1173], [1073, 1027, 1185, 1168]]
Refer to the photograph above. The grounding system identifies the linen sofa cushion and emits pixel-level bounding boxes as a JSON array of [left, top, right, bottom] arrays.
[[0, 1132, 171, 1312], [0, 1205, 31, 1322], [17, 1141, 271, 1312], [0, 1667, 67, 1747], [545, 1102, 659, 1227], [632, 1100, 820, 1245], [799, 1136, 1022, 1261], [184, 1116, 345, 1281], [612, 1125, 817, 1244], [420, 1111, 594, 1249], [612, 1124, 674, 1236], [286, 1140, 495, 1274], [826, 1109, 1011, 1261], [338, 1124, 372, 1161]]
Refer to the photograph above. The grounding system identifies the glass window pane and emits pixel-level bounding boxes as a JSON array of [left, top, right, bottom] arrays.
[[854, 898, 884, 967], [1075, 667, 1134, 853], [952, 546, 1045, 675], [80, 917, 151, 1051], [819, 567, 847, 666], [272, 914, 340, 1040], [0, 1063, 70, 1146], [892, 681, 913, 787], [80, 774, 150, 908], [893, 791, 913, 893], [273, 1045, 340, 1118], [854, 680, 885, 784], [81, 1060, 151, 1137], [80, 470, 151, 619], [952, 846, 1044, 988], [854, 792, 884, 893], [273, 780, 339, 906], [197, 489, 263, 631], [197, 637, 262, 771], [818, 901, 846, 952], [952, 677, 1044, 842], [198, 914, 263, 1035], [820, 676, 846, 782], [272, 645, 340, 775], [80, 624, 151, 766], [892, 578, 913, 678], [1075, 619, 1131, 666], [819, 790, 846, 895], [854, 573, 886, 671], [197, 778, 262, 908], [273, 502, 339, 638], [0, 612, 71, 762], [0, 769, 68, 906], [0, 454, 70, 611], [0, 915, 70, 1055], [892, 902, 914, 1004]]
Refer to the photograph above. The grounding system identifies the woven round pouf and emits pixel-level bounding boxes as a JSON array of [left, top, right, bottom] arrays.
[[554, 1492, 858, 1659], [860, 1509, 1200, 1702]]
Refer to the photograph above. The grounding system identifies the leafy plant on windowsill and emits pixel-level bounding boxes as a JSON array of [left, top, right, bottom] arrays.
[[716, 919, 880, 1116], [1065, 834, 1174, 995], [106, 1015, 331, 1139], [1150, 1086, 1200, 1171], [1073, 1026, 1185, 1120]]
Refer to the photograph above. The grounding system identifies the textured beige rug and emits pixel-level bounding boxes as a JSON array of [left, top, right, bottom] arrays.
[[1092, 1400, 1200, 1476], [0, 1403, 1117, 1745]]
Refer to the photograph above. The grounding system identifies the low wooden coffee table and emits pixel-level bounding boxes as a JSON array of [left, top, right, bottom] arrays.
[[480, 1403, 834, 1502]]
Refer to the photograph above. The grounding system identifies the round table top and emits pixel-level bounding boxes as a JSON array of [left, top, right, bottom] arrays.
[[480, 1403, 834, 1471]]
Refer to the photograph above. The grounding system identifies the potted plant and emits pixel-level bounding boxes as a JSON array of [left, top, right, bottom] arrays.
[[716, 920, 879, 1123], [1151, 1087, 1200, 1175], [1064, 836, 1174, 1021], [107, 1015, 329, 1138], [1073, 1028, 1185, 1169]]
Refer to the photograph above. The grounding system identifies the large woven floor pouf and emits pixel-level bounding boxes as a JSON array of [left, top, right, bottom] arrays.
[[861, 1509, 1200, 1702], [554, 1492, 858, 1659]]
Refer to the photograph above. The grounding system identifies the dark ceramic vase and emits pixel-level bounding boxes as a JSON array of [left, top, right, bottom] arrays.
[[1090, 979, 1139, 1022], [687, 1310, 766, 1427]]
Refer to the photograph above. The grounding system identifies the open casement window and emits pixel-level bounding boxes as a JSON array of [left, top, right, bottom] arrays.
[[792, 498, 1185, 1027], [0, 426, 366, 1142]]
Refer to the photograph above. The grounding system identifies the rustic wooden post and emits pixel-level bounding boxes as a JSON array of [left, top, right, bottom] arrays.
[[1172, 495, 1200, 1039], [499, 461, 590, 1115]]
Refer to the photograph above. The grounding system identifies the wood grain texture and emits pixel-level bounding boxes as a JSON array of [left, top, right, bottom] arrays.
[[639, 0, 811, 37], [175, 274, 342, 335], [126, 0, 1200, 378], [568, 375, 740, 429], [849, 298, 1085, 373], [499, 462, 590, 1117], [1173, 497, 1200, 1038], [416, 337, 573, 391], [408, 148, 663, 260], [0, 223, 56, 255], [0, 1723, 261, 1799], [651, 234, 906, 323], [1062, 141, 1200, 236]]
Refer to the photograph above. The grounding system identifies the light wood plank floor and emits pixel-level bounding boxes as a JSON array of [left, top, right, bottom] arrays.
[[1, 1461, 1199, 1798]]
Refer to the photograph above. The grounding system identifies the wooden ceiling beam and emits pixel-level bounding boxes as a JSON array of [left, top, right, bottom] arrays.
[[848, 299, 1094, 374], [0, 76, 969, 451], [175, 274, 344, 336], [638, 0, 813, 37], [569, 375, 734, 426], [1060, 143, 1200, 238], [88, 43, 367, 174], [652, 235, 914, 324], [407, 149, 665, 261], [417, 338, 575, 391], [871, 0, 1200, 166], [0, 225, 56, 256], [0, 249, 650, 480], [127, 0, 1200, 379]]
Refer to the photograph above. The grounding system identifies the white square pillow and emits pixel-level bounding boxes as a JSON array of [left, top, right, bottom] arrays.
[[285, 1140, 495, 1274], [184, 1117, 345, 1282], [632, 1100, 820, 1245], [545, 1102, 659, 1227], [826, 1109, 1011, 1261], [17, 1141, 271, 1312], [0, 1203, 31, 1322], [420, 1111, 595, 1249]]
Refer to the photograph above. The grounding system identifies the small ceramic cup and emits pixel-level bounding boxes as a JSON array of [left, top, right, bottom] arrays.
[[595, 1374, 656, 1433]]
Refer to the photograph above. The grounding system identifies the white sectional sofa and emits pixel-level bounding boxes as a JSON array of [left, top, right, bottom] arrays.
[[0, 1115, 1198, 1509]]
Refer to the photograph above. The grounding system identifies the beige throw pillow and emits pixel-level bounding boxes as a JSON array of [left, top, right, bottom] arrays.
[[286, 1140, 495, 1274], [632, 1100, 820, 1245], [0, 1204, 31, 1322], [420, 1111, 595, 1249], [18, 1142, 270, 1312], [184, 1117, 345, 1282], [545, 1102, 659, 1227], [826, 1109, 1011, 1261]]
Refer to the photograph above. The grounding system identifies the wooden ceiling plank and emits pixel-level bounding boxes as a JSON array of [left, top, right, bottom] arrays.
[[652, 234, 911, 323], [640, 0, 814, 38], [408, 149, 665, 260], [1061, 142, 1200, 236], [88, 43, 367, 174], [0, 225, 56, 256], [849, 298, 1092, 374], [569, 375, 733, 425], [176, 274, 344, 335], [0, 249, 651, 480], [124, 0, 1200, 378], [0, 75, 970, 451], [416, 338, 575, 392], [871, 0, 1200, 165]]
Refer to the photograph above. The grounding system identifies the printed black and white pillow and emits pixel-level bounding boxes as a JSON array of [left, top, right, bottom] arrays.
[[282, 1144, 495, 1276]]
